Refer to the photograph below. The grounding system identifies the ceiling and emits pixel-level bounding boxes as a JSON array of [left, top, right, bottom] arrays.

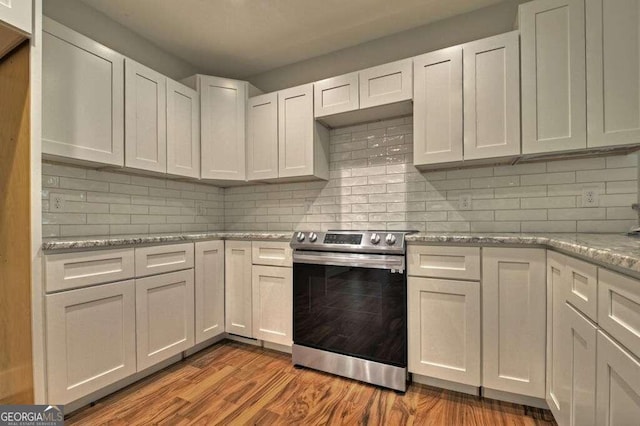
[[79, 0, 504, 78]]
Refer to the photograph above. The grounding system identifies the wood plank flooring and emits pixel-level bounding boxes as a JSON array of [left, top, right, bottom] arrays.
[[66, 341, 556, 425]]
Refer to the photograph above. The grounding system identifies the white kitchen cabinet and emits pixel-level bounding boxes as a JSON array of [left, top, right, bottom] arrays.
[[463, 31, 520, 161], [520, 0, 586, 154], [278, 84, 329, 180], [482, 248, 546, 398], [314, 72, 359, 117], [0, 0, 31, 35], [407, 245, 480, 281], [598, 269, 640, 357], [252, 241, 292, 267], [134, 243, 194, 277], [247, 93, 279, 181], [407, 277, 481, 386], [413, 46, 463, 167], [564, 254, 598, 322], [46, 280, 136, 404], [225, 240, 253, 338], [192, 75, 247, 181], [125, 59, 167, 173], [195, 240, 225, 344], [546, 251, 567, 423], [359, 59, 412, 109], [42, 18, 125, 166], [596, 331, 640, 426], [135, 269, 195, 371], [586, 0, 640, 148], [252, 265, 292, 346], [167, 79, 200, 178]]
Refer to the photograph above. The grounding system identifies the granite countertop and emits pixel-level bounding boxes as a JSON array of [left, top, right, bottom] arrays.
[[43, 231, 640, 277]]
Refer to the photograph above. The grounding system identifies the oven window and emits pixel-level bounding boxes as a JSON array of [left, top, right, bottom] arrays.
[[293, 263, 406, 367]]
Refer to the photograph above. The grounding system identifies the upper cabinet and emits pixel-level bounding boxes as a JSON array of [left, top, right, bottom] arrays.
[[314, 72, 359, 118], [463, 31, 520, 161], [586, 0, 640, 148], [359, 58, 412, 109], [247, 93, 279, 181], [0, 0, 31, 35], [124, 59, 167, 173], [191, 75, 247, 182], [42, 18, 125, 167], [167, 80, 200, 179]]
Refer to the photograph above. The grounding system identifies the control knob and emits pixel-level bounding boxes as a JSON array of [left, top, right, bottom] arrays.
[[370, 233, 381, 245], [385, 233, 397, 245], [296, 232, 305, 242], [309, 232, 318, 242]]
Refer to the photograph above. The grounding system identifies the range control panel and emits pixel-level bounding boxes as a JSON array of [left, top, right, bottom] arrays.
[[290, 230, 414, 254]]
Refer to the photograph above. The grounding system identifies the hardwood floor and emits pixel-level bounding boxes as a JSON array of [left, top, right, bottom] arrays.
[[66, 341, 556, 425]]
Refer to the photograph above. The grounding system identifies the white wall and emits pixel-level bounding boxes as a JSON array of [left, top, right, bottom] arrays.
[[248, 0, 527, 92], [43, 0, 198, 80]]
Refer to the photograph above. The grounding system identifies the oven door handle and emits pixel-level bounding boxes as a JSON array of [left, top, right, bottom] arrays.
[[293, 251, 405, 271]]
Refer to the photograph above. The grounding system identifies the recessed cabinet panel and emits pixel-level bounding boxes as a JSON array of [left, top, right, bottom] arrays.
[[167, 79, 200, 178], [359, 59, 412, 109], [463, 31, 520, 160], [408, 245, 480, 280], [587, 0, 640, 147], [43, 19, 125, 166], [195, 240, 225, 344], [225, 241, 253, 337], [314, 72, 359, 117], [125, 59, 167, 173], [278, 84, 314, 178], [247, 93, 279, 180], [252, 265, 293, 346], [252, 241, 292, 267], [598, 269, 640, 356], [520, 0, 586, 154], [134, 243, 194, 277], [413, 46, 463, 166], [565, 254, 598, 321]]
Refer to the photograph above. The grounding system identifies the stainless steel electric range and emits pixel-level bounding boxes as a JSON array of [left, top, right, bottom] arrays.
[[290, 230, 415, 392]]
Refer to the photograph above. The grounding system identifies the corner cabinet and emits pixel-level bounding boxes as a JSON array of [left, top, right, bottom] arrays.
[[194, 240, 225, 344], [247, 93, 279, 181], [224, 241, 253, 338], [42, 18, 125, 166], [167, 80, 200, 179], [482, 247, 546, 398]]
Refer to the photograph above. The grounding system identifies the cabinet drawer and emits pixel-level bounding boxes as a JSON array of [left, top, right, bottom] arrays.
[[252, 241, 292, 267], [45, 248, 135, 292], [598, 269, 640, 357], [135, 243, 194, 277], [564, 254, 598, 321], [408, 246, 480, 280], [314, 72, 359, 117], [359, 58, 412, 109]]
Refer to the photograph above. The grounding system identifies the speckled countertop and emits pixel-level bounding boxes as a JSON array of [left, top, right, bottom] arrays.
[[42, 231, 640, 277]]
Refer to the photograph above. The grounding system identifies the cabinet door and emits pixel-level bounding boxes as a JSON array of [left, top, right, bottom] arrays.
[[314, 72, 359, 117], [136, 270, 195, 371], [278, 84, 315, 178], [46, 280, 136, 404], [42, 18, 125, 166], [520, 0, 586, 154], [359, 59, 412, 109], [563, 304, 597, 426], [413, 46, 463, 166], [225, 240, 253, 337], [167, 79, 200, 178], [598, 269, 640, 356], [247, 93, 278, 181], [407, 277, 480, 386], [199, 76, 247, 181], [482, 248, 546, 398], [546, 251, 567, 424], [0, 0, 31, 34], [463, 31, 520, 160], [252, 265, 292, 346], [596, 331, 640, 426], [587, 0, 640, 147], [125, 59, 167, 173], [195, 240, 225, 344]]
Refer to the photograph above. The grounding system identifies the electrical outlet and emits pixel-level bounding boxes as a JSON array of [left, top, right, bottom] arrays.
[[196, 201, 207, 216], [581, 188, 599, 207], [50, 193, 65, 212], [458, 194, 472, 211]]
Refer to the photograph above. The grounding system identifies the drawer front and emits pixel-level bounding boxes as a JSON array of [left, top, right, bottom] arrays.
[[359, 58, 412, 108], [314, 72, 359, 117], [598, 269, 640, 357], [564, 254, 598, 321], [408, 246, 480, 280], [252, 241, 292, 267], [45, 248, 135, 292], [135, 243, 194, 277]]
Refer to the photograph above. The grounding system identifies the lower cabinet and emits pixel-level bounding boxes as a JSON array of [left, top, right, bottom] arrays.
[[252, 265, 292, 346], [195, 240, 225, 344], [225, 240, 253, 338], [45, 280, 136, 404], [407, 277, 481, 386], [482, 248, 546, 398], [135, 270, 195, 371], [596, 331, 640, 425]]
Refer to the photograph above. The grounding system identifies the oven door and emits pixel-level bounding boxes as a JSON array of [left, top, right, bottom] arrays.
[[293, 251, 407, 367]]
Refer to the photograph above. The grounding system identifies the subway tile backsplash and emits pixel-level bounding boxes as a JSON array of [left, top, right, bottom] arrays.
[[42, 116, 639, 236]]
